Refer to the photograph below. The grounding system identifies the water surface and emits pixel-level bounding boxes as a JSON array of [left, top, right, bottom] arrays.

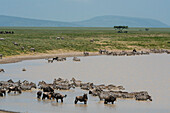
[[0, 54, 169, 113]]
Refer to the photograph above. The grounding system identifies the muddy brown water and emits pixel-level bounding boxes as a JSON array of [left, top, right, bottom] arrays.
[[0, 54, 169, 113]]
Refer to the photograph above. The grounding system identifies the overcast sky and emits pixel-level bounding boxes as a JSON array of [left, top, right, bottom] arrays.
[[0, 0, 169, 25]]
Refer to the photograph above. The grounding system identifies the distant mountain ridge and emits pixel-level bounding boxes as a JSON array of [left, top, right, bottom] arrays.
[[0, 15, 169, 27]]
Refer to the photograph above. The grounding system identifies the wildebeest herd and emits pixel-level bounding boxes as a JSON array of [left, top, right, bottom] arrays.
[[0, 77, 152, 105], [99, 49, 170, 56], [44, 49, 170, 64], [1, 48, 169, 105], [0, 31, 14, 34]]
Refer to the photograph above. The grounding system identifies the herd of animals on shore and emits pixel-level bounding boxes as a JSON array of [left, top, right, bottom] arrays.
[[0, 78, 152, 105], [0, 35, 170, 60], [43, 48, 170, 63]]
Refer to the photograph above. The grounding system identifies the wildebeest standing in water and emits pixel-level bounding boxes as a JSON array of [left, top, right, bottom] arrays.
[[8, 86, 22, 94], [104, 95, 116, 104], [48, 59, 53, 63], [0, 89, 6, 97], [73, 57, 80, 61], [37, 91, 42, 99], [53, 93, 67, 103], [0, 69, 5, 72], [74, 93, 88, 104]]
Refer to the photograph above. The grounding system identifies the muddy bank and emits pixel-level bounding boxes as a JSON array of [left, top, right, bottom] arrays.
[[0, 52, 99, 64], [0, 109, 19, 113]]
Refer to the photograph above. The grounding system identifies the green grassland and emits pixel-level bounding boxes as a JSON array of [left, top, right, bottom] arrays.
[[0, 27, 170, 57]]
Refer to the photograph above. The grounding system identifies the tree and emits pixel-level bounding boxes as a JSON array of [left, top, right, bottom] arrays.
[[114, 26, 128, 33]]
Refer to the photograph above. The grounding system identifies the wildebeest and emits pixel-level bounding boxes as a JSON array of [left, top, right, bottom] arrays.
[[30, 48, 35, 52], [20, 82, 36, 90], [0, 38, 5, 41], [0, 92, 3, 97], [104, 95, 116, 104], [53, 57, 58, 60], [73, 57, 80, 61], [42, 92, 53, 100], [21, 47, 24, 51], [0, 89, 6, 96], [13, 42, 19, 46], [53, 57, 66, 61], [22, 68, 26, 71], [99, 49, 107, 54], [84, 52, 89, 56], [133, 49, 137, 53], [37, 91, 42, 99], [53, 93, 67, 102], [0, 31, 14, 34], [8, 86, 22, 94], [48, 59, 53, 63], [0, 54, 2, 59], [90, 39, 94, 42], [0, 69, 5, 72], [43, 86, 54, 92], [61, 37, 64, 40], [135, 95, 152, 101], [56, 37, 60, 40], [74, 94, 88, 104], [57, 57, 66, 61]]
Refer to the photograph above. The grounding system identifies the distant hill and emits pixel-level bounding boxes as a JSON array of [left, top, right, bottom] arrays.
[[0, 15, 169, 27], [0, 15, 78, 27], [73, 15, 169, 27]]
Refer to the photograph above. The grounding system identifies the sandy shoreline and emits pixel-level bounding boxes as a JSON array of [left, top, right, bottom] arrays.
[[0, 52, 100, 64]]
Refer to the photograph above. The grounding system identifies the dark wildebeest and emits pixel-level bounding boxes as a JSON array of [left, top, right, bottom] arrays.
[[84, 52, 89, 56], [48, 59, 53, 63], [0, 92, 4, 97], [104, 95, 116, 104], [30, 48, 35, 52], [8, 86, 22, 94], [52, 93, 67, 103], [53, 57, 59, 61], [42, 92, 53, 100], [13, 42, 19, 46], [74, 94, 88, 104], [21, 47, 24, 51], [133, 49, 137, 53], [43, 86, 54, 92], [37, 91, 42, 99], [99, 49, 107, 54], [0, 69, 5, 72], [53, 57, 66, 61], [0, 54, 2, 59], [0, 89, 6, 96]]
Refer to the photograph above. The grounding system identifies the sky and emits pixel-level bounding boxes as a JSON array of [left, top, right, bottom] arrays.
[[0, 0, 169, 25]]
